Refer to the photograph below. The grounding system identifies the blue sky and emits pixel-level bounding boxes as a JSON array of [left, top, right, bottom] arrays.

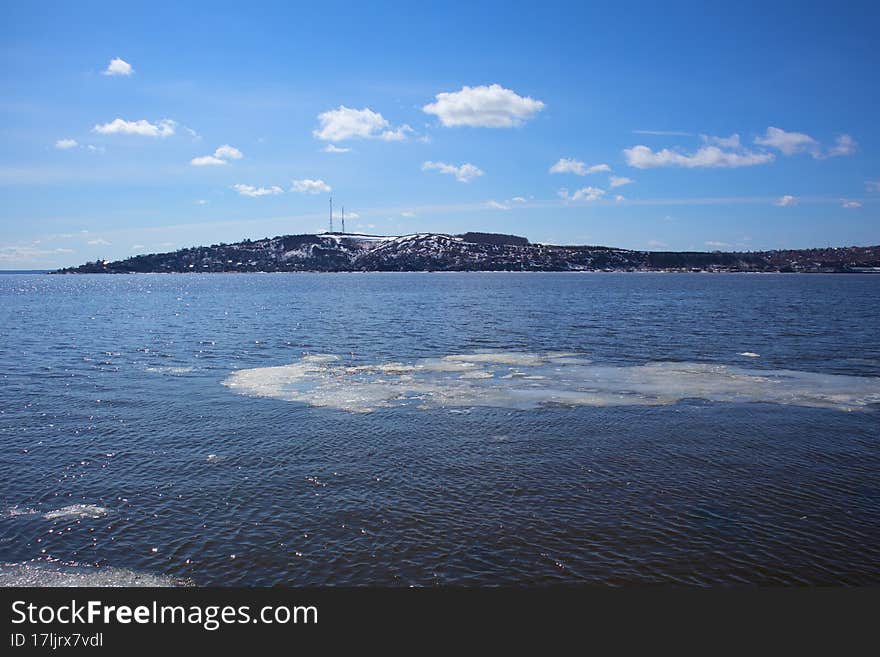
[[2, 0, 879, 268]]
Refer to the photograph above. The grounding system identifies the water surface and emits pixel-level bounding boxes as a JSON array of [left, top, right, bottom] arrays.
[[1, 273, 878, 585]]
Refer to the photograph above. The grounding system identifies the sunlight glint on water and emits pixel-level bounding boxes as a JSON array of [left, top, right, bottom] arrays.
[[1, 272, 878, 586]]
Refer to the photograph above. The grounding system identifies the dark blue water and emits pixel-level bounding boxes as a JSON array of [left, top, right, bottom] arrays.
[[1, 273, 878, 586]]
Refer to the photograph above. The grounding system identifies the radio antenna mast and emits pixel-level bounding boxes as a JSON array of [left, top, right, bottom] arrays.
[[342, 206, 345, 234], [329, 197, 333, 233]]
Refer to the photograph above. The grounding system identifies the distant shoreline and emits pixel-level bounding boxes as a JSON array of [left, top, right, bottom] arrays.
[[47, 231, 880, 275], [18, 269, 880, 276]]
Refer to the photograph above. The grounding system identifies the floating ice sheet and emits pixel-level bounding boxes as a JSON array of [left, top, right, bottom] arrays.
[[0, 563, 185, 587], [222, 352, 880, 414], [43, 504, 109, 520], [2, 505, 39, 518]]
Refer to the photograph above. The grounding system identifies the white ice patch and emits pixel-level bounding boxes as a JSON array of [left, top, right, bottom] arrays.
[[0, 563, 186, 587], [2, 505, 39, 518], [445, 353, 549, 366], [43, 504, 109, 520], [222, 352, 880, 414], [145, 366, 195, 375], [460, 370, 494, 379]]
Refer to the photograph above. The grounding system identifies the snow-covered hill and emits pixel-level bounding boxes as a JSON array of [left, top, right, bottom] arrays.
[[54, 232, 880, 274]]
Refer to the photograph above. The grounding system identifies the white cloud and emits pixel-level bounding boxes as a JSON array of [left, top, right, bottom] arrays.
[[549, 159, 611, 176], [624, 144, 774, 168], [196, 199, 209, 205], [511, 196, 527, 203], [191, 144, 243, 166], [826, 134, 857, 157], [485, 200, 510, 210], [378, 125, 413, 141], [753, 127, 855, 159], [572, 187, 606, 201], [401, 211, 416, 217], [701, 133, 741, 149], [291, 178, 332, 194], [231, 184, 284, 197], [86, 144, 105, 154], [560, 186, 606, 202], [102, 57, 133, 76], [841, 200, 862, 209], [550, 158, 585, 175], [93, 118, 176, 138], [614, 195, 625, 202], [323, 144, 351, 153], [0, 246, 74, 262], [422, 84, 545, 128], [705, 241, 729, 248], [609, 175, 634, 188], [313, 106, 411, 142], [190, 155, 227, 166], [866, 180, 880, 192], [330, 210, 359, 220], [647, 240, 668, 248], [626, 127, 853, 167], [55, 138, 77, 149], [87, 238, 111, 246], [633, 130, 693, 136], [754, 126, 818, 156], [774, 195, 797, 207], [422, 161, 484, 183], [214, 144, 242, 160]]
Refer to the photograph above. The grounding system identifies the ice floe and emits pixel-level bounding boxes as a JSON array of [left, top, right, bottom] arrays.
[[43, 504, 109, 520], [223, 351, 880, 414], [0, 563, 186, 587], [2, 505, 39, 518]]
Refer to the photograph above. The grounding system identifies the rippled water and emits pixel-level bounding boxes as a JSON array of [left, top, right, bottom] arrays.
[[1, 273, 878, 586]]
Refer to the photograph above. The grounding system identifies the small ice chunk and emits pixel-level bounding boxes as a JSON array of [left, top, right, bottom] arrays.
[[43, 504, 108, 520]]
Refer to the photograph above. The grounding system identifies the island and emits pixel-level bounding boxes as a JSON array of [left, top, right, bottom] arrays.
[[53, 232, 880, 274]]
